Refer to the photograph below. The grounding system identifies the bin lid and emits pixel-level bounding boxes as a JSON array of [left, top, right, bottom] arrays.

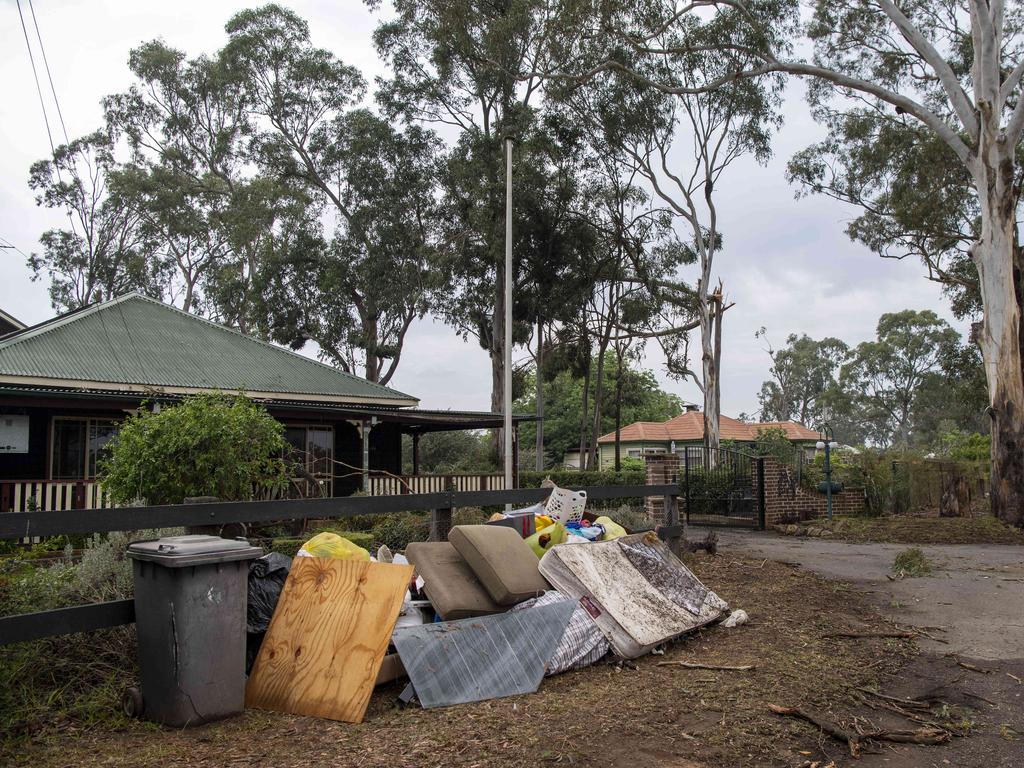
[[127, 534, 262, 567]]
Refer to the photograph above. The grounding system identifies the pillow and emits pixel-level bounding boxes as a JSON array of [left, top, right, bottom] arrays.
[[449, 525, 550, 606], [405, 542, 504, 620]]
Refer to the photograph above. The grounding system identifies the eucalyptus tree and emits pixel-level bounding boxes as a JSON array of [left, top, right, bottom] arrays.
[[27, 131, 161, 311], [368, 0, 588, 419], [537, 0, 1024, 520], [223, 5, 443, 383], [755, 330, 850, 424]]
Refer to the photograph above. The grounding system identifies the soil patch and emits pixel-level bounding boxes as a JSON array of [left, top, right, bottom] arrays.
[[3, 556, 935, 767]]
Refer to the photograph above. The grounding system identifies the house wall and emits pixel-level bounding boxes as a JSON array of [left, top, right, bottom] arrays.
[[597, 441, 671, 470]]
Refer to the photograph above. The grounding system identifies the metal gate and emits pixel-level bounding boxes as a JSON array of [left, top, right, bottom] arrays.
[[682, 447, 765, 528]]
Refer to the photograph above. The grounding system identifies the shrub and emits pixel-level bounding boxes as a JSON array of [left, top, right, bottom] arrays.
[[371, 512, 431, 551], [269, 530, 375, 558], [0, 528, 182, 742], [100, 394, 289, 505]]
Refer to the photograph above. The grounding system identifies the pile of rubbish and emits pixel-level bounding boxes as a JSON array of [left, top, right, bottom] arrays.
[[243, 486, 736, 724]]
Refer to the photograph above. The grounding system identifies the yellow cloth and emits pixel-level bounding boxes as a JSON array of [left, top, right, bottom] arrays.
[[298, 532, 370, 561], [595, 516, 627, 540], [525, 522, 567, 558]]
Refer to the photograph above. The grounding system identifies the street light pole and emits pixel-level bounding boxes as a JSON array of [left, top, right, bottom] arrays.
[[816, 424, 835, 522], [504, 136, 513, 497]]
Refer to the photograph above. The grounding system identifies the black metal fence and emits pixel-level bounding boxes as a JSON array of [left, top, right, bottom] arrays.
[[681, 447, 765, 528], [0, 483, 681, 647]]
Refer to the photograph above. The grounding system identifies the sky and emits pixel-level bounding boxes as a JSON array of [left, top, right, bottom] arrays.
[[0, 0, 971, 418]]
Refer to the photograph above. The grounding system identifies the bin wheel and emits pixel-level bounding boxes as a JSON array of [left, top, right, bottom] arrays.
[[121, 687, 144, 718]]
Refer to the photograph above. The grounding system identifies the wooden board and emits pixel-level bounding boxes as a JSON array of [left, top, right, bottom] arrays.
[[245, 557, 413, 723]]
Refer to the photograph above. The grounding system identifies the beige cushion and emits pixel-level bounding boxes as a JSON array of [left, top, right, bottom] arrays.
[[449, 525, 550, 606], [405, 541, 504, 620]]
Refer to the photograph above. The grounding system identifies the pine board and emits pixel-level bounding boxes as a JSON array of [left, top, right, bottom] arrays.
[[245, 557, 413, 723]]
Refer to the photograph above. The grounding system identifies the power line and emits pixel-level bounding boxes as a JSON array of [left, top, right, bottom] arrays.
[[15, 0, 57, 157], [27, 0, 71, 144], [0, 235, 32, 261]]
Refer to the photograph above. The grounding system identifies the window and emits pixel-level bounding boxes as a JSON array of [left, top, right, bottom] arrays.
[[51, 418, 119, 480], [627, 449, 641, 458], [283, 425, 334, 497]]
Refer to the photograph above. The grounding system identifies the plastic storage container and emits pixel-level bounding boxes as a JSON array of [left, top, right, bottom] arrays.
[[126, 534, 262, 727]]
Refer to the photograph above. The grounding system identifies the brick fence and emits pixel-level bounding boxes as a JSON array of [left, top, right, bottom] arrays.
[[644, 454, 681, 526], [758, 457, 864, 525], [643, 454, 864, 527]]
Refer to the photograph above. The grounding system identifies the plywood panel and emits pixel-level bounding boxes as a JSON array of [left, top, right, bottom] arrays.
[[245, 557, 413, 723]]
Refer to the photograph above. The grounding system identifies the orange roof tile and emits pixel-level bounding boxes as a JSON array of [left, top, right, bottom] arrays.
[[597, 413, 819, 444]]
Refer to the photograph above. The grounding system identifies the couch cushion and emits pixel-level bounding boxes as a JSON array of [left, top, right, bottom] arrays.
[[449, 525, 550, 606], [405, 541, 504, 620]]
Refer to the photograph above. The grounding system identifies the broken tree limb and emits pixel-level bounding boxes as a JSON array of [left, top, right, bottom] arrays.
[[768, 704, 861, 758], [658, 661, 755, 671], [864, 727, 951, 746], [823, 631, 915, 640], [853, 687, 933, 711]]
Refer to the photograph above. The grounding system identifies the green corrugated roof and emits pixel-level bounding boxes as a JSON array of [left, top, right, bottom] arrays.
[[0, 293, 418, 405]]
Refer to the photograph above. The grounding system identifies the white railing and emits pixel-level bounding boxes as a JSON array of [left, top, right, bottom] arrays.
[[1, 479, 114, 514], [367, 473, 506, 496]]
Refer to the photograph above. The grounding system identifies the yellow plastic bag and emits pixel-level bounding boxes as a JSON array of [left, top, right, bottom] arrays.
[[525, 522, 567, 558], [298, 532, 370, 561], [594, 516, 627, 540], [535, 514, 554, 530]]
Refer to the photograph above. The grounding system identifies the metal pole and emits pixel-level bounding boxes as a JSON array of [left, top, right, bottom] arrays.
[[825, 440, 833, 522], [504, 137, 513, 501]]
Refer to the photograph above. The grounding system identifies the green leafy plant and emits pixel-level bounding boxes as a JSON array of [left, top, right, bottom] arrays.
[[100, 394, 288, 505]]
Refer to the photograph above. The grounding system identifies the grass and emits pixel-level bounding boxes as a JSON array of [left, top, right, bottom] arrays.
[[5, 556, 918, 768], [892, 547, 933, 578], [794, 514, 1024, 545]]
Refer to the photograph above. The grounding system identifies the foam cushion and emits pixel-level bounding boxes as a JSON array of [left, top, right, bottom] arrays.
[[405, 542, 504, 620], [449, 525, 550, 606]]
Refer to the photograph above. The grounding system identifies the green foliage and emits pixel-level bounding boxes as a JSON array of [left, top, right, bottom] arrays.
[[100, 394, 288, 505], [0, 529, 182, 740], [754, 427, 799, 464], [939, 430, 991, 462], [892, 547, 933, 579], [516, 355, 684, 468], [370, 513, 431, 552], [686, 469, 746, 517], [756, 331, 848, 425], [401, 430, 496, 474]]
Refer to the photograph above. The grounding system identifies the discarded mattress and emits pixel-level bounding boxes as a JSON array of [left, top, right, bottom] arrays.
[[538, 533, 729, 659], [510, 591, 610, 675], [393, 600, 576, 708], [405, 541, 504, 620]]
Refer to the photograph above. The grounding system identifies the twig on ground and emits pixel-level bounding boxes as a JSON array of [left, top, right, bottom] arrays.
[[1007, 672, 1022, 685], [853, 687, 933, 711], [658, 661, 755, 671], [823, 631, 915, 640], [768, 704, 861, 758], [948, 656, 993, 674]]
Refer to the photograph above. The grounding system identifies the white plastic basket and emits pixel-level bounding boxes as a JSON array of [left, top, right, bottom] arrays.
[[545, 486, 587, 524]]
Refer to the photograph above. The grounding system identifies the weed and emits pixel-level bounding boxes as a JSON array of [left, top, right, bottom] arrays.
[[892, 547, 933, 578]]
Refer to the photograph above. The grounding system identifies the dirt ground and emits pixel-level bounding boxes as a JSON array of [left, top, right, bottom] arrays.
[[778, 515, 1024, 546], [9, 549, 1021, 768]]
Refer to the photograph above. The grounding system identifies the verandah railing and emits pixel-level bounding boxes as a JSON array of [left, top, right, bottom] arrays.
[[0, 482, 684, 647], [0, 479, 114, 514], [366, 473, 506, 495]]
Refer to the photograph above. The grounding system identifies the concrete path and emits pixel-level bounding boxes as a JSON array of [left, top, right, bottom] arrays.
[[693, 527, 1024, 661]]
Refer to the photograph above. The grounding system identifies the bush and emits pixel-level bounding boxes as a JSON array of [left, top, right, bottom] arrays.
[[0, 528, 182, 742], [100, 394, 289, 505], [371, 512, 431, 551], [892, 547, 933, 578]]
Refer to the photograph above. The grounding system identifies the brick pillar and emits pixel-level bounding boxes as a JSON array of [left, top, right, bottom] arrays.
[[645, 454, 680, 527]]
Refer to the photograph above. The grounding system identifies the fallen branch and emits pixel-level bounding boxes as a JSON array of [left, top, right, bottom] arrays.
[[658, 661, 755, 671], [823, 631, 915, 640], [866, 727, 951, 746], [768, 704, 861, 758], [950, 657, 992, 674], [854, 687, 933, 711]]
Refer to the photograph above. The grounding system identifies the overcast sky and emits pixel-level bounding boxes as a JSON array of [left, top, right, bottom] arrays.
[[0, 0, 971, 418]]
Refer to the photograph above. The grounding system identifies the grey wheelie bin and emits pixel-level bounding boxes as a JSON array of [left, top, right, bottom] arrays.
[[126, 534, 262, 727]]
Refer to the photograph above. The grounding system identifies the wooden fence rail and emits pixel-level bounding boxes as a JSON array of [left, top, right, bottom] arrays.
[[0, 483, 680, 646]]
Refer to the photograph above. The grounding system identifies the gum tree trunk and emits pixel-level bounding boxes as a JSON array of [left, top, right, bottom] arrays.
[[972, 127, 1024, 527]]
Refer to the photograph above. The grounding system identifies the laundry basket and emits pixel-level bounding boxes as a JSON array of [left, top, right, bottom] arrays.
[[545, 486, 587, 524]]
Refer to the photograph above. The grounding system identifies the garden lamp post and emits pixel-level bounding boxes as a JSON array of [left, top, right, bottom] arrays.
[[815, 424, 838, 522]]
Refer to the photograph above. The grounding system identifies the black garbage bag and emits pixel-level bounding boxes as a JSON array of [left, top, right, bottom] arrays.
[[246, 552, 292, 673]]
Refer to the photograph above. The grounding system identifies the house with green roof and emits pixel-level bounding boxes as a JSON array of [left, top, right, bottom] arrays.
[[0, 294, 523, 510]]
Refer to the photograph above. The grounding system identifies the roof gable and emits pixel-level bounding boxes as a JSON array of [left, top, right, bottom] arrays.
[[598, 412, 819, 444], [0, 294, 417, 405]]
